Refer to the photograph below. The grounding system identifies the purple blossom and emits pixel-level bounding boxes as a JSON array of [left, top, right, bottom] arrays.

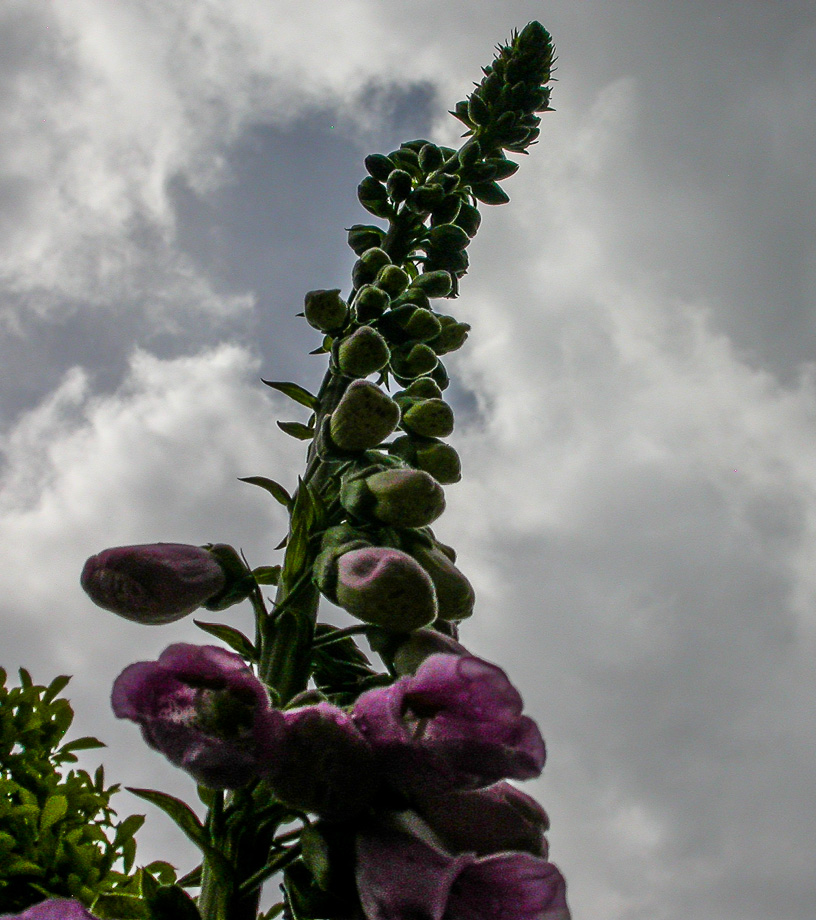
[[81, 543, 226, 624], [352, 653, 545, 798], [355, 811, 570, 920], [269, 701, 381, 820], [415, 780, 550, 858], [0, 901, 97, 920], [111, 643, 284, 788]]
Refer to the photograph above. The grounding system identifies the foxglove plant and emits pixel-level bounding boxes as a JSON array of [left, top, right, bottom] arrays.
[[3, 21, 572, 920]]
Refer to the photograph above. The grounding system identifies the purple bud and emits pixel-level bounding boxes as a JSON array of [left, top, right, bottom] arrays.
[[111, 643, 284, 788], [0, 901, 98, 920], [335, 546, 438, 631], [81, 543, 226, 624]]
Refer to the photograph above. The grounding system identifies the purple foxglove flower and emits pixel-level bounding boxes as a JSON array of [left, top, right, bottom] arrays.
[[414, 780, 550, 857], [355, 810, 571, 920], [81, 543, 226, 624], [268, 701, 381, 820], [111, 643, 284, 788], [0, 901, 97, 920], [352, 653, 545, 798]]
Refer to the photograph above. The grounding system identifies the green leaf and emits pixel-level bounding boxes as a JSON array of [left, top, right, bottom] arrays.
[[253, 565, 281, 585], [262, 380, 319, 410], [125, 788, 209, 853], [193, 621, 257, 662], [113, 813, 146, 849], [176, 865, 203, 888], [60, 735, 107, 754], [238, 476, 292, 508], [277, 421, 315, 441], [40, 794, 68, 832], [470, 180, 510, 205], [91, 893, 149, 919], [43, 674, 71, 703]]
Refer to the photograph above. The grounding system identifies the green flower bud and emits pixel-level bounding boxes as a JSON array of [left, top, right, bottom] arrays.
[[431, 316, 471, 354], [364, 153, 396, 181], [403, 378, 443, 400], [408, 541, 475, 621], [386, 169, 413, 202], [427, 224, 470, 253], [391, 343, 438, 379], [454, 201, 482, 237], [347, 224, 386, 256], [405, 183, 445, 216], [329, 379, 400, 451], [390, 626, 469, 675], [334, 546, 438, 631], [375, 264, 411, 297], [338, 326, 390, 377], [357, 176, 393, 219], [458, 140, 482, 169], [430, 195, 462, 227], [412, 270, 453, 298], [354, 284, 390, 322], [402, 398, 454, 438], [414, 439, 462, 484], [313, 535, 372, 601], [389, 146, 421, 175], [341, 468, 445, 528], [487, 157, 520, 181], [400, 308, 442, 343], [466, 93, 490, 126], [430, 360, 450, 390], [471, 181, 511, 205], [304, 289, 349, 333], [351, 247, 392, 290], [418, 143, 444, 172], [394, 287, 431, 311]]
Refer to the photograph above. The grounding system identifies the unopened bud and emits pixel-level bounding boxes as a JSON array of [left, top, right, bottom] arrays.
[[347, 224, 386, 256], [412, 270, 453, 298], [402, 398, 454, 438], [341, 468, 445, 528], [431, 317, 471, 354], [329, 380, 400, 451], [335, 546, 437, 631], [403, 378, 443, 400], [402, 308, 442, 342], [390, 343, 438, 379], [427, 224, 470, 253], [304, 289, 348, 333], [390, 626, 469, 675], [386, 169, 413, 202], [414, 439, 462, 484], [408, 542, 474, 621], [81, 543, 227, 625], [354, 284, 390, 322], [375, 264, 410, 297], [338, 326, 390, 377]]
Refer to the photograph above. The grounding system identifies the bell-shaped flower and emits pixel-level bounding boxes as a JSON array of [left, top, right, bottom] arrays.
[[0, 901, 98, 920], [414, 780, 550, 857], [269, 701, 382, 820], [352, 653, 545, 798], [355, 810, 571, 920], [111, 644, 284, 789], [81, 543, 227, 624]]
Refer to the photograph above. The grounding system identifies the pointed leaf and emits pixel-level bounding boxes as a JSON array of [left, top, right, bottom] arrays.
[[262, 380, 319, 410], [126, 788, 209, 851], [253, 565, 281, 586], [193, 621, 257, 662], [40, 794, 68, 832], [277, 421, 315, 441], [60, 735, 107, 754], [43, 674, 71, 703], [238, 476, 292, 508]]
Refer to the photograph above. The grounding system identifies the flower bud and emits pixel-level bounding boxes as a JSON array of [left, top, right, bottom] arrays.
[[402, 308, 442, 342], [412, 270, 453, 298], [390, 625, 469, 675], [427, 224, 470, 253], [385, 169, 413, 202], [357, 177, 393, 219], [352, 246, 392, 287], [341, 468, 445, 528], [304, 289, 348, 333], [347, 224, 386, 255], [375, 264, 411, 297], [402, 378, 443, 400], [405, 183, 445, 216], [354, 284, 390, 322], [430, 194, 462, 226], [394, 287, 431, 311], [402, 398, 454, 438], [364, 153, 396, 181], [407, 541, 474, 621], [415, 439, 462, 484], [338, 325, 390, 377], [81, 543, 227, 624], [431, 316, 471, 354], [418, 143, 444, 172], [335, 546, 437, 631], [329, 379, 400, 451], [454, 201, 481, 237], [390, 343, 438, 379]]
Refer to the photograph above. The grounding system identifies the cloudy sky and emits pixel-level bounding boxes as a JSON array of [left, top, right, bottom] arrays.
[[2, 1, 815, 917]]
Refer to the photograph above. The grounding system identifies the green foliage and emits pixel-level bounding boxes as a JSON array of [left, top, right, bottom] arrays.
[[0, 668, 167, 914]]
